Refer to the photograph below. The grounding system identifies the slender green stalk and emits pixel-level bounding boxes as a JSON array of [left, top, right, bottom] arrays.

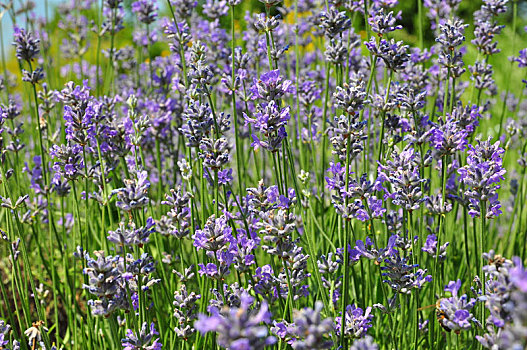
[[146, 23, 154, 91], [104, 7, 117, 94], [497, 0, 518, 137], [1, 171, 51, 348], [230, 5, 244, 192], [166, 0, 188, 87], [27, 61, 47, 185], [417, 0, 424, 49], [375, 70, 393, 173], [434, 155, 448, 301], [320, 62, 331, 197]]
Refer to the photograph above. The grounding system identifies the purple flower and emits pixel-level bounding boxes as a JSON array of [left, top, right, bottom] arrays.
[[435, 19, 468, 50], [289, 301, 334, 349], [318, 8, 351, 38], [329, 113, 367, 164], [180, 102, 214, 148], [55, 81, 100, 145], [510, 257, 527, 292], [335, 304, 374, 339], [122, 322, 162, 350], [365, 38, 409, 71], [435, 19, 468, 71], [253, 265, 281, 301], [450, 102, 481, 135], [250, 70, 294, 102], [82, 251, 129, 317], [169, 0, 197, 19], [270, 321, 290, 340], [158, 187, 191, 238], [218, 168, 233, 185], [333, 78, 369, 115], [111, 171, 151, 212], [203, 0, 229, 19], [475, 0, 508, 22], [229, 231, 257, 272], [173, 284, 201, 339], [131, 0, 157, 24], [423, 0, 459, 30], [513, 49, 527, 68], [472, 20, 504, 56], [350, 335, 378, 350], [50, 144, 85, 181], [193, 214, 232, 256], [369, 9, 402, 36], [429, 117, 468, 156], [381, 254, 432, 294], [469, 61, 496, 94], [199, 137, 230, 170], [377, 146, 428, 211], [108, 217, 156, 247], [244, 101, 290, 153], [24, 156, 46, 195], [421, 234, 449, 261], [458, 137, 506, 218], [355, 235, 397, 263], [477, 253, 527, 348], [245, 101, 290, 135], [325, 38, 348, 64], [368, 197, 386, 218], [194, 293, 276, 349], [198, 262, 233, 280], [437, 279, 478, 333], [0, 321, 12, 348], [13, 26, 40, 62]]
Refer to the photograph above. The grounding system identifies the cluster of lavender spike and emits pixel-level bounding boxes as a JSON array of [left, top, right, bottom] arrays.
[[0, 0, 526, 349], [434, 251, 527, 349]]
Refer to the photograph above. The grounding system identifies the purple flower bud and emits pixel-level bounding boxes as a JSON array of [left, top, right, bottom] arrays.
[[437, 279, 477, 333], [369, 9, 402, 36], [335, 304, 374, 339], [195, 293, 276, 349], [13, 27, 40, 62], [365, 38, 410, 71], [131, 0, 157, 24], [122, 322, 162, 350]]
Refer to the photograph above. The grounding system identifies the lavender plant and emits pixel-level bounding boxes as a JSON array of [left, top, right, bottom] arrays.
[[0, 0, 526, 349]]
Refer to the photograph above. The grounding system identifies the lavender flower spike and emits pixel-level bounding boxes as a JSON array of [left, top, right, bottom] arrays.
[[436, 280, 478, 334], [122, 322, 162, 350], [194, 293, 276, 349]]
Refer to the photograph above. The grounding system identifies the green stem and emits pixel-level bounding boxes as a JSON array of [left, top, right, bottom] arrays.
[[230, 5, 244, 192], [375, 71, 393, 173], [146, 23, 154, 91], [28, 61, 47, 185], [497, 0, 518, 137], [166, 0, 188, 87], [417, 0, 423, 49], [320, 62, 331, 198]]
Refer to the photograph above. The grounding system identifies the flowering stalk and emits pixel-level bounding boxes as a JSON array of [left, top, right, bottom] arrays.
[[375, 70, 393, 170], [433, 155, 448, 305], [0, 167, 51, 348], [293, 0, 304, 170], [264, 6, 275, 70], [166, 0, 188, 86], [27, 61, 48, 185], [417, 0, 424, 49], [320, 62, 331, 194], [362, 58, 376, 175], [231, 4, 244, 192], [105, 6, 117, 93], [497, 0, 518, 137]]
